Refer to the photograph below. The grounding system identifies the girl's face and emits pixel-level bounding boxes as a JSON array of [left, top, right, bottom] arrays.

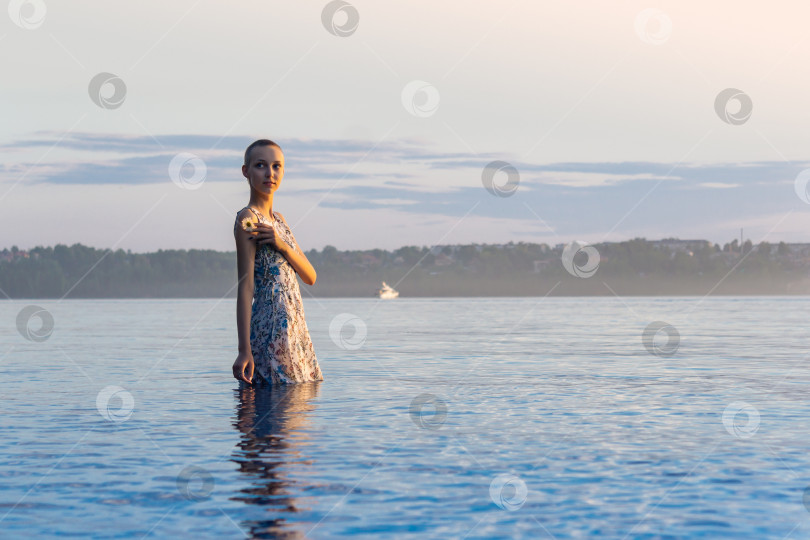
[[243, 145, 284, 195]]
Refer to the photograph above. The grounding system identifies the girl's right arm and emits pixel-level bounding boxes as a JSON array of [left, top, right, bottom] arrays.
[[233, 209, 257, 383]]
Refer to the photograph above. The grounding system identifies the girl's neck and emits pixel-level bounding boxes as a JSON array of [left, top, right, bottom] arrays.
[[248, 194, 274, 217]]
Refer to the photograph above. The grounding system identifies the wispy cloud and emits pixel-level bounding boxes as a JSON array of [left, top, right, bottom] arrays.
[[0, 132, 435, 185], [698, 182, 740, 189], [4, 131, 807, 186], [2, 132, 808, 239]]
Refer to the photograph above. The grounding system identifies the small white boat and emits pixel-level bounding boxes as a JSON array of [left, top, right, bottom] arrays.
[[376, 281, 399, 299]]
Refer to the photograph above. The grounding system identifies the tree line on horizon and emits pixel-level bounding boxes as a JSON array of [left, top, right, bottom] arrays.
[[0, 238, 807, 298]]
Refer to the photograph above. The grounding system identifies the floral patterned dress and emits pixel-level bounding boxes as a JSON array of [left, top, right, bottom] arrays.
[[236, 207, 324, 384]]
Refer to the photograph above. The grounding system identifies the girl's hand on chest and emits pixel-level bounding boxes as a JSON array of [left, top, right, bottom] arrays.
[[251, 222, 288, 254]]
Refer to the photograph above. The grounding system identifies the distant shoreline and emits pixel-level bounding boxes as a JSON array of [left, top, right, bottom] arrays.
[[3, 240, 809, 299]]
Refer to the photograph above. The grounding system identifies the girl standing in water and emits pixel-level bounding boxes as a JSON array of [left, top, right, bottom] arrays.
[[232, 139, 324, 385]]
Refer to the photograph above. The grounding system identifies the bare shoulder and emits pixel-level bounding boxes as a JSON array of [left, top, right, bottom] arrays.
[[236, 207, 258, 221], [234, 208, 258, 241]]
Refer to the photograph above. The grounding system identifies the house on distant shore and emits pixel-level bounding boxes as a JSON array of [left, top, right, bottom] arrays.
[[0, 249, 29, 262], [434, 253, 454, 266], [651, 239, 712, 253], [356, 253, 381, 267], [532, 260, 551, 274], [786, 243, 810, 255]]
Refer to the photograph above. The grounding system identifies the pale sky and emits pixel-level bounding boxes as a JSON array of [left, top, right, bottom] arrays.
[[2, 0, 810, 252]]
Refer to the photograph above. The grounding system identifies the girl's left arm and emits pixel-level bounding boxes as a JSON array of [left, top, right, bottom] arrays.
[[276, 213, 317, 286]]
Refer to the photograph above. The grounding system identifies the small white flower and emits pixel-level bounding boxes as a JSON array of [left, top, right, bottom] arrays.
[[241, 217, 257, 232]]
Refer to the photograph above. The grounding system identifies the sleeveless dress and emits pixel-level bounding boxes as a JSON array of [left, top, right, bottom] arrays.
[[235, 207, 324, 384]]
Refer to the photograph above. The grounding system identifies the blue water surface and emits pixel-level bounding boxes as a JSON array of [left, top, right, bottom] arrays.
[[1, 296, 809, 539]]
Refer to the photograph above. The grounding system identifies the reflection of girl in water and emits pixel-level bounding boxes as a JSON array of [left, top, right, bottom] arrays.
[[231, 381, 321, 537]]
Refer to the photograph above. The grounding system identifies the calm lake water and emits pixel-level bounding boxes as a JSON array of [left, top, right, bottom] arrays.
[[1, 296, 809, 539]]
